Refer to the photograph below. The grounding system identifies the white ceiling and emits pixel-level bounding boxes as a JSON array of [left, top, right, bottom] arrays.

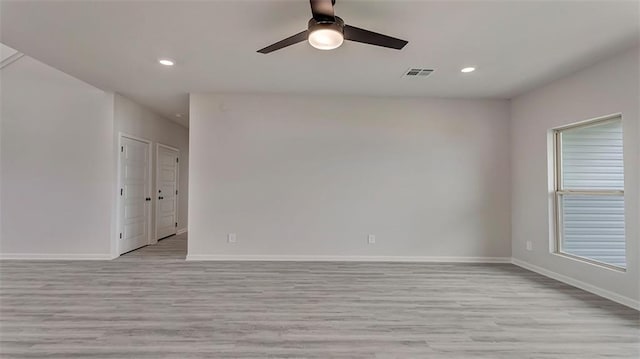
[[1, 1, 638, 127]]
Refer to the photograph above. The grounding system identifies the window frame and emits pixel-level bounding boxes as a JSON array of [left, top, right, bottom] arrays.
[[553, 115, 625, 272]]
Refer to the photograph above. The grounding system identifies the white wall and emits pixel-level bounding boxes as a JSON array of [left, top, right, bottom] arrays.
[[188, 94, 511, 260], [0, 56, 114, 258], [510, 47, 639, 307], [113, 94, 189, 237]]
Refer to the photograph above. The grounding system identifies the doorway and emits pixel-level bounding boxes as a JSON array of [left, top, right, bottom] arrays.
[[118, 135, 152, 254], [155, 144, 179, 240]]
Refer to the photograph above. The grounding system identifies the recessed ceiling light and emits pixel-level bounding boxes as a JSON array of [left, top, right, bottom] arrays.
[[461, 67, 476, 73], [158, 59, 175, 66]]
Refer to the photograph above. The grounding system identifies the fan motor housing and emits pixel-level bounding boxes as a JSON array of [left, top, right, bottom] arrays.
[[308, 16, 345, 34]]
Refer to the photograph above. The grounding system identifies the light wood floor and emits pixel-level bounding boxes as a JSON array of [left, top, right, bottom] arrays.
[[1, 234, 638, 358]]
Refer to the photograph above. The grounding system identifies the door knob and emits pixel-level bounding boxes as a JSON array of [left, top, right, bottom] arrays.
[[158, 196, 164, 200], [145, 197, 151, 201]]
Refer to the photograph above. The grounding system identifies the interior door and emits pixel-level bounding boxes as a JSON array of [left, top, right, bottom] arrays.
[[119, 136, 151, 254], [156, 145, 179, 239]]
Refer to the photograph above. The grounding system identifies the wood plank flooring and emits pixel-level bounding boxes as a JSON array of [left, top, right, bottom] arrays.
[[1, 234, 638, 358]]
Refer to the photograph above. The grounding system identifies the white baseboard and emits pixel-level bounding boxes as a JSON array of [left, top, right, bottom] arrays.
[[186, 254, 511, 263], [0, 253, 114, 260], [176, 228, 188, 235], [511, 258, 639, 311]]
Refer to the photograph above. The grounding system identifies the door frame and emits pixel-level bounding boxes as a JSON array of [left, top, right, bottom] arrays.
[[154, 143, 180, 241], [116, 133, 153, 256]]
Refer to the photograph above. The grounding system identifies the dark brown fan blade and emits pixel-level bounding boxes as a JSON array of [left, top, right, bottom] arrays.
[[343, 25, 408, 50], [310, 0, 335, 22], [257, 30, 308, 54]]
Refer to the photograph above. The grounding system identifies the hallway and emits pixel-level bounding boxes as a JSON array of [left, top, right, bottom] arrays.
[[117, 233, 187, 261]]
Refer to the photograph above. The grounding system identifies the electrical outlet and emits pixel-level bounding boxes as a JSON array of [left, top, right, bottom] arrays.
[[228, 233, 237, 243], [368, 234, 376, 244], [526, 241, 532, 251]]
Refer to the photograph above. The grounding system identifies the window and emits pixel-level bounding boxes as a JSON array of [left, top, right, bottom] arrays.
[[554, 115, 625, 269]]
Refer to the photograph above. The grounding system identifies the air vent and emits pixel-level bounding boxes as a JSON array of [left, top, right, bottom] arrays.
[[403, 68, 434, 78]]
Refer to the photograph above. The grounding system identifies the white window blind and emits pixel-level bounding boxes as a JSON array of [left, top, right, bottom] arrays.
[[556, 117, 625, 269]]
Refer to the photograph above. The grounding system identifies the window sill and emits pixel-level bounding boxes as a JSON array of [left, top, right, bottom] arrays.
[[552, 251, 627, 273]]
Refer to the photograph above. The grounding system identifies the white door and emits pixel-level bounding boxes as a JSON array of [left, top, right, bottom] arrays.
[[156, 145, 179, 239], [119, 136, 151, 254]]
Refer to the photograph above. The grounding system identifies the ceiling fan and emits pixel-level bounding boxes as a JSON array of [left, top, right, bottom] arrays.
[[257, 0, 408, 54]]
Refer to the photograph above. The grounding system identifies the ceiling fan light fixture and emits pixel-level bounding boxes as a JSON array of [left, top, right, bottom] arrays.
[[307, 18, 345, 51], [308, 28, 344, 50]]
